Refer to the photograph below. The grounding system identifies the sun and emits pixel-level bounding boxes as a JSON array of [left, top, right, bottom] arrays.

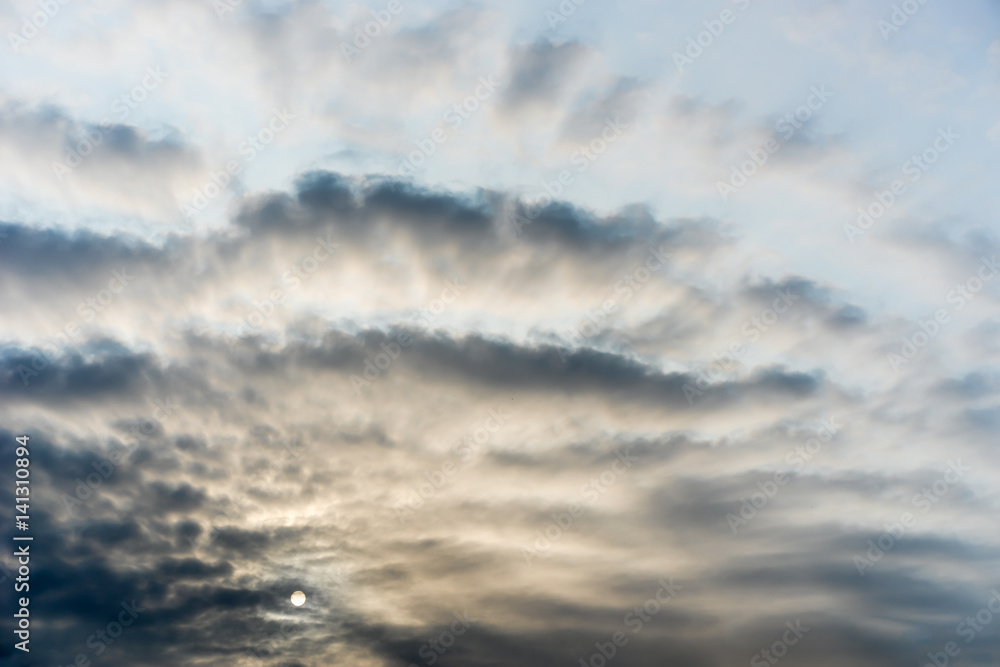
[[290, 591, 306, 606]]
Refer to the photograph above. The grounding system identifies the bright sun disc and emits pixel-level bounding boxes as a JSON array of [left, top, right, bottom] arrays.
[[290, 591, 306, 606]]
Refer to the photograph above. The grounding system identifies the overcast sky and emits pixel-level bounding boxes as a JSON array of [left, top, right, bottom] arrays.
[[2, 1, 1000, 666]]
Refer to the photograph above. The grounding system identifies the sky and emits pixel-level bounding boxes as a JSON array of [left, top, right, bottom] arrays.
[[1, 0, 1000, 666]]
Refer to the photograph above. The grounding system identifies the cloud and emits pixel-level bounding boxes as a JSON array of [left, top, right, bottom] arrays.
[[1, 2, 999, 666]]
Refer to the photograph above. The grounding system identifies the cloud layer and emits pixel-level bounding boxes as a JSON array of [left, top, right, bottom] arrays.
[[2, 1, 1000, 666]]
